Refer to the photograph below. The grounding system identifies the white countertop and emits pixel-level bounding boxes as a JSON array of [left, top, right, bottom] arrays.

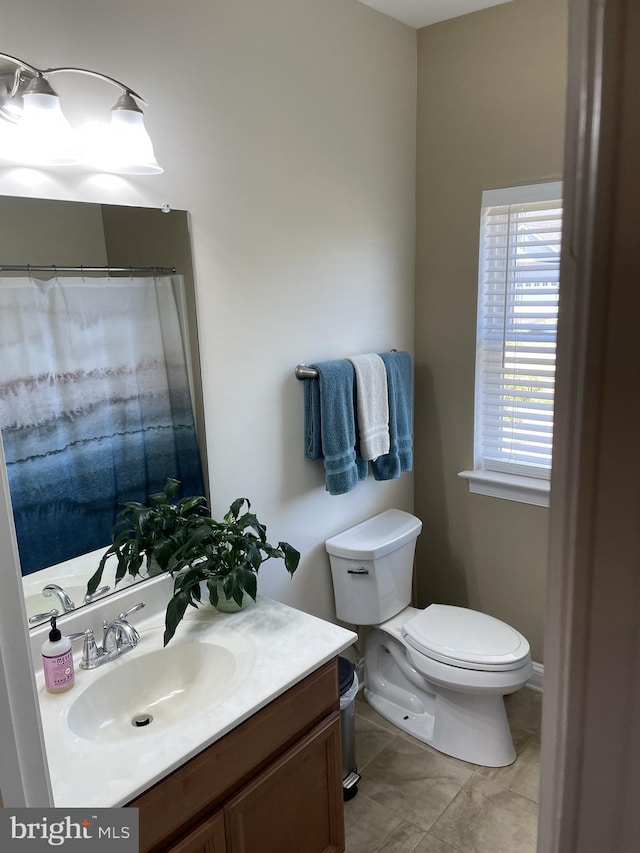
[[35, 595, 356, 807]]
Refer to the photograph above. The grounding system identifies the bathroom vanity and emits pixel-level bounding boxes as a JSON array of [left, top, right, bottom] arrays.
[[131, 659, 342, 852], [32, 590, 356, 853]]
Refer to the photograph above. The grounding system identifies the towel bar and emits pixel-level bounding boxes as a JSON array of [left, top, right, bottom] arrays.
[[294, 351, 398, 380]]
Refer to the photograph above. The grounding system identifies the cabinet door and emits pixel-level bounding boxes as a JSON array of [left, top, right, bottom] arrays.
[[165, 811, 227, 853], [225, 712, 344, 853]]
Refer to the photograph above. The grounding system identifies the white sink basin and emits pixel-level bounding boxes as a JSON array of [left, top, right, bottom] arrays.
[[66, 636, 255, 743]]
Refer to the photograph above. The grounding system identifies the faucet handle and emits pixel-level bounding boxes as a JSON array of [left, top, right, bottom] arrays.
[[68, 630, 89, 641], [118, 602, 145, 621], [28, 608, 59, 624], [83, 586, 110, 604], [69, 627, 100, 668]]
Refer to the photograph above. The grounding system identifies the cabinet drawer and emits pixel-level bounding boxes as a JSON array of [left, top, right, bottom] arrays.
[[131, 659, 339, 853]]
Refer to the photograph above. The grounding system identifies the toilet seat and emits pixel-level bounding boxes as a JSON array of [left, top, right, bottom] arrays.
[[401, 604, 530, 672]]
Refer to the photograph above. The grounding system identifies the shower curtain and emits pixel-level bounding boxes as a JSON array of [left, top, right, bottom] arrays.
[[0, 274, 205, 575]]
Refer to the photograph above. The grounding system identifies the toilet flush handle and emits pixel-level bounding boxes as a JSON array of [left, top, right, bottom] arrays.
[[347, 566, 369, 575]]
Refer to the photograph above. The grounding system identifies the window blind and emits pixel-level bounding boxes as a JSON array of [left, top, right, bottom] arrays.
[[475, 182, 563, 480]]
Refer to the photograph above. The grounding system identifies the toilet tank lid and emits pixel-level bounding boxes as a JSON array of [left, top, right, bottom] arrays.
[[325, 509, 422, 560]]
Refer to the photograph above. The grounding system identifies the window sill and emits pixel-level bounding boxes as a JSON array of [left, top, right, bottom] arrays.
[[457, 470, 550, 508]]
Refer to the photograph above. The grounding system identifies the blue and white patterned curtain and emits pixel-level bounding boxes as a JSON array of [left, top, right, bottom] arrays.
[[0, 274, 205, 575]]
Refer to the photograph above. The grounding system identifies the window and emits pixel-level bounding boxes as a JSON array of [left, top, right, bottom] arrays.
[[459, 181, 563, 507]]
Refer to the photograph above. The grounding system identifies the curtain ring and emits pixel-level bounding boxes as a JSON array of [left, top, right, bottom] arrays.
[[52, 264, 58, 282], [80, 264, 85, 282]]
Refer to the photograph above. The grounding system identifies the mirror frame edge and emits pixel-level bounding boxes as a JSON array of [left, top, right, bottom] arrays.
[[0, 435, 52, 806]]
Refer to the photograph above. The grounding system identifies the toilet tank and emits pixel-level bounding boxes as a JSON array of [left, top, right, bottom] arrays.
[[325, 509, 422, 625]]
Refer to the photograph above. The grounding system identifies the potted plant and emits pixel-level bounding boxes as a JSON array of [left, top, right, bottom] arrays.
[[163, 497, 300, 645], [86, 478, 210, 597]]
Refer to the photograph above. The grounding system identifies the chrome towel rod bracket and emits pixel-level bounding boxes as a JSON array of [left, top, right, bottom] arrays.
[[294, 364, 319, 380]]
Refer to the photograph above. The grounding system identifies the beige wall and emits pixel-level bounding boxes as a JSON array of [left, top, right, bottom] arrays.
[[0, 0, 417, 627], [414, 0, 568, 661]]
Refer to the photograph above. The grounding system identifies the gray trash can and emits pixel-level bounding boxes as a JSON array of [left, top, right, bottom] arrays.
[[338, 657, 360, 801]]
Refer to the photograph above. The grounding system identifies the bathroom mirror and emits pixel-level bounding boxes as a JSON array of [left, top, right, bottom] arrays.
[[0, 196, 209, 626]]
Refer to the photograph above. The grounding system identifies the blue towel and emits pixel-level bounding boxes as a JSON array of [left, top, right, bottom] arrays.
[[371, 351, 413, 480], [304, 376, 323, 461], [304, 360, 368, 495]]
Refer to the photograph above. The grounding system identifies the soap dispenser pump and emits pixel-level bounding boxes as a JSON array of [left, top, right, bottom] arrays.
[[41, 615, 75, 693]]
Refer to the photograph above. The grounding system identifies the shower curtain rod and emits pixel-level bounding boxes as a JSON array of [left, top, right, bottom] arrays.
[[0, 265, 176, 275]]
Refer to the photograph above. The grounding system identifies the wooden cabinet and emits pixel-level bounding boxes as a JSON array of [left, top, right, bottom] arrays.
[[129, 659, 344, 853], [166, 812, 226, 853], [225, 714, 342, 853]]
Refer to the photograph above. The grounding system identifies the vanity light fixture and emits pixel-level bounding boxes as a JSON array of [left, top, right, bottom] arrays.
[[0, 52, 163, 174]]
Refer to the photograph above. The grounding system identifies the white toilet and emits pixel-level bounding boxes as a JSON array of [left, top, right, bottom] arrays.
[[325, 509, 532, 767]]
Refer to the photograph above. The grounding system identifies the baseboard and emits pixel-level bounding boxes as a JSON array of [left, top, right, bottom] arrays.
[[527, 661, 544, 693]]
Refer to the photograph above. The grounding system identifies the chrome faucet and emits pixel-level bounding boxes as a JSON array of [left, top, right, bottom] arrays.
[[28, 583, 111, 624], [43, 583, 76, 612], [102, 602, 145, 655], [69, 602, 145, 669], [28, 583, 77, 625]]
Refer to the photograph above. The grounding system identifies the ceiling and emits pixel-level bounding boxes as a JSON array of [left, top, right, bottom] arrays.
[[357, 0, 512, 28]]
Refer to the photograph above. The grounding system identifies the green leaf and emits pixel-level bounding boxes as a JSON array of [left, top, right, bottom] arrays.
[[178, 495, 208, 515], [230, 578, 245, 608], [86, 555, 108, 596], [164, 590, 192, 646], [246, 542, 263, 570], [182, 524, 216, 549], [206, 578, 219, 607], [228, 497, 249, 520], [280, 542, 300, 575], [218, 572, 244, 608], [177, 564, 206, 592], [166, 551, 190, 575], [261, 543, 282, 560], [153, 538, 175, 570], [116, 548, 142, 583], [239, 567, 257, 601], [189, 580, 203, 605], [164, 477, 182, 499], [236, 511, 266, 540], [114, 552, 128, 584]]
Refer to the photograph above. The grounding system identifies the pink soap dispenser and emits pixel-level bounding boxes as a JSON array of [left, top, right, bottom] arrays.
[[41, 616, 75, 693]]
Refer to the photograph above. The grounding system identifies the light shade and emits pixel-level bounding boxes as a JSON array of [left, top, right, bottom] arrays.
[[11, 77, 80, 166], [0, 55, 163, 175], [82, 92, 162, 175]]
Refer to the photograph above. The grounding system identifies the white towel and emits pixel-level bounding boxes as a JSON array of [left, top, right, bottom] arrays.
[[348, 353, 390, 460]]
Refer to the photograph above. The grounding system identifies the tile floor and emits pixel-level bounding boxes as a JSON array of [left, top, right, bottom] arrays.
[[344, 687, 542, 853]]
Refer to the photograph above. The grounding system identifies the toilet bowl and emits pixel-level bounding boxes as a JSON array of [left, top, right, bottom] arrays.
[[326, 510, 533, 767]]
